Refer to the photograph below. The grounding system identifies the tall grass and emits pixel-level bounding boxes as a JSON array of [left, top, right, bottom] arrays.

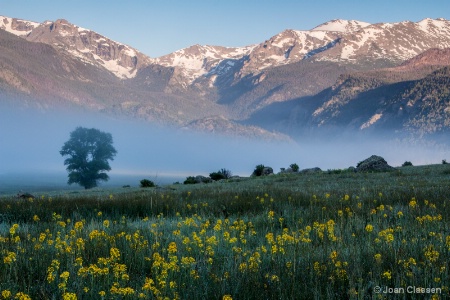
[[0, 164, 449, 299]]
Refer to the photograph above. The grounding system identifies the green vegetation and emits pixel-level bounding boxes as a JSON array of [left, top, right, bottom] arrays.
[[289, 163, 299, 172], [139, 179, 155, 188], [209, 169, 233, 181], [252, 164, 266, 177], [0, 164, 449, 299], [402, 161, 413, 167], [183, 169, 232, 185], [251, 164, 274, 177], [183, 176, 211, 185], [183, 176, 198, 185]]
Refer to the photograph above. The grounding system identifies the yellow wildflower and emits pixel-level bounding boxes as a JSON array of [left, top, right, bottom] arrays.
[[1, 290, 12, 299], [382, 270, 392, 280], [14, 293, 31, 300], [330, 250, 338, 261], [103, 220, 110, 228], [62, 293, 77, 300], [110, 247, 121, 261], [168, 242, 177, 254], [424, 245, 439, 263], [74, 221, 84, 231], [374, 254, 382, 263], [9, 224, 19, 235], [3, 252, 16, 265], [365, 224, 374, 232]]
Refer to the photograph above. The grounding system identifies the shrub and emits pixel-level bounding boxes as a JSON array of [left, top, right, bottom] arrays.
[[210, 172, 225, 181], [140, 179, 155, 188], [184, 176, 197, 185], [290, 163, 299, 172], [183, 176, 212, 184], [210, 168, 232, 181], [219, 168, 232, 179], [402, 161, 413, 167], [252, 164, 265, 177], [252, 164, 273, 177]]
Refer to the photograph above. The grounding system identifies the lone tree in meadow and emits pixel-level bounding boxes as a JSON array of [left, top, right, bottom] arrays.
[[60, 127, 117, 189]]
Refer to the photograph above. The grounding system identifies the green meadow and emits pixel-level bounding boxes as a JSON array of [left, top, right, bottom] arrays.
[[0, 164, 449, 299]]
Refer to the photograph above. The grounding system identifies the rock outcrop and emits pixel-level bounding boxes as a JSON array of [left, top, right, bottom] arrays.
[[300, 167, 322, 174], [356, 155, 394, 172], [261, 167, 274, 176]]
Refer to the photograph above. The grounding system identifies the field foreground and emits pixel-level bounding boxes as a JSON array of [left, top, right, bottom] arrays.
[[1, 164, 450, 299]]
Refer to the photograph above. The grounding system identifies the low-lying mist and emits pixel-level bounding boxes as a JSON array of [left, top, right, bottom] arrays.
[[1, 106, 449, 193]]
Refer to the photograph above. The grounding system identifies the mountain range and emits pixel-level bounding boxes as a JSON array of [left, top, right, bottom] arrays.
[[1, 15, 450, 141]]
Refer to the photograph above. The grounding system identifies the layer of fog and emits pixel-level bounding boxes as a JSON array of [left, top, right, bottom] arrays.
[[1, 107, 449, 194]]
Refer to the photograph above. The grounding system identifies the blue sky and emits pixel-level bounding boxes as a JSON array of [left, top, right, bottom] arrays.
[[1, 0, 449, 57]]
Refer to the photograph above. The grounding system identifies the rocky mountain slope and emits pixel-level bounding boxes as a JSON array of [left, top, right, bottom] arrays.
[[246, 48, 450, 138], [315, 18, 450, 63], [0, 29, 225, 125], [1, 16, 150, 79], [0, 28, 117, 110], [181, 115, 292, 142], [2, 15, 450, 140]]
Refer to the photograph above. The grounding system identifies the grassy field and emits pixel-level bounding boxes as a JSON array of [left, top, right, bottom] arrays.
[[0, 164, 449, 299]]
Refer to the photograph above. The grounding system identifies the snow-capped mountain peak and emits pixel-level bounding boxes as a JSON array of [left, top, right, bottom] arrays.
[[1, 17, 150, 79], [237, 28, 341, 76], [2, 15, 450, 87], [311, 19, 371, 33], [319, 18, 450, 63], [416, 17, 450, 33], [150, 17, 450, 84], [30, 19, 152, 79], [154, 44, 256, 84]]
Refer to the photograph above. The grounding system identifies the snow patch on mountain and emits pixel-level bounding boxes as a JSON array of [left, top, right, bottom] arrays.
[[95, 54, 138, 78], [155, 44, 256, 84], [417, 18, 448, 32], [238, 29, 342, 76], [0, 16, 39, 36], [312, 19, 371, 33], [361, 113, 383, 129], [208, 60, 238, 76], [0, 17, 150, 79], [320, 18, 450, 63], [304, 39, 340, 59]]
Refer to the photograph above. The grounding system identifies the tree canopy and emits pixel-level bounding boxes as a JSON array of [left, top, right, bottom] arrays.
[[60, 127, 117, 189]]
